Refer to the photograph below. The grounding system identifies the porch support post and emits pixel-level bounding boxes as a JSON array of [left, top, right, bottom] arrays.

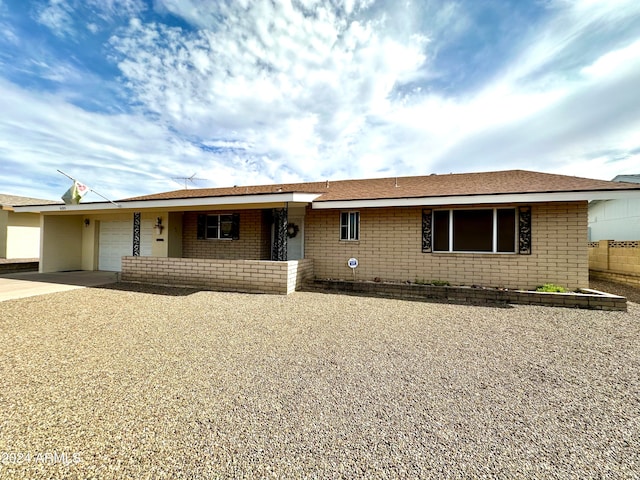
[[133, 212, 141, 256], [272, 207, 288, 261]]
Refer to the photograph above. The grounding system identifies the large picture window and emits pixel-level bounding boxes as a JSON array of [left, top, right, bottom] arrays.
[[433, 208, 516, 253], [340, 211, 360, 241]]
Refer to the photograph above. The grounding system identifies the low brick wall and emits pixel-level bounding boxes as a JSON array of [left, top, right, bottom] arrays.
[[590, 269, 640, 287], [0, 260, 39, 274], [310, 280, 627, 311], [121, 257, 313, 294]]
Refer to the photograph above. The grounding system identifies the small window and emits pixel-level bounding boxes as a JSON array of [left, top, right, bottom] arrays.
[[205, 214, 236, 239], [433, 210, 450, 252], [497, 209, 516, 252], [340, 211, 360, 241]]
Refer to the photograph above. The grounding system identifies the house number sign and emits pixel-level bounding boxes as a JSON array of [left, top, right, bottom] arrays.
[[347, 258, 358, 269]]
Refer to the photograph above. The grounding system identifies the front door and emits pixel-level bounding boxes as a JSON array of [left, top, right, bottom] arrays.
[[287, 216, 304, 260]]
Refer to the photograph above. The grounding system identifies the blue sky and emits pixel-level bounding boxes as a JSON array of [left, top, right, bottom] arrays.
[[1, 0, 640, 201]]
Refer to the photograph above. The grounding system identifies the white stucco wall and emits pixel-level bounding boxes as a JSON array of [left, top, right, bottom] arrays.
[[40, 215, 83, 272], [588, 198, 640, 241], [0, 211, 41, 259]]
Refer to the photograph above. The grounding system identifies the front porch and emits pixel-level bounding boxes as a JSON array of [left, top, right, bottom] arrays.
[[121, 256, 313, 294], [32, 192, 317, 294]]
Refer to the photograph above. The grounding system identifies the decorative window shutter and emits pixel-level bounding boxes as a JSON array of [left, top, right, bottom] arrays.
[[197, 214, 206, 239], [231, 213, 240, 240], [518, 206, 532, 254], [422, 209, 432, 253]]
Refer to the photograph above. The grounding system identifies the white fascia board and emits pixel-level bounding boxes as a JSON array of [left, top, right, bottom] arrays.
[[14, 192, 321, 213], [312, 190, 640, 209]]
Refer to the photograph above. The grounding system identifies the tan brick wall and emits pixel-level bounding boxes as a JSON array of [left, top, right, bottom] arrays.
[[182, 210, 270, 260], [589, 240, 640, 286], [121, 257, 313, 294], [305, 202, 589, 290]]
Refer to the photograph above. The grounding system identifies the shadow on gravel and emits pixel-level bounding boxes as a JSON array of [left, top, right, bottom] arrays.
[[93, 282, 203, 297]]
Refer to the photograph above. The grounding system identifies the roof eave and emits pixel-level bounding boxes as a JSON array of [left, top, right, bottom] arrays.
[[312, 189, 640, 209], [14, 192, 322, 213]]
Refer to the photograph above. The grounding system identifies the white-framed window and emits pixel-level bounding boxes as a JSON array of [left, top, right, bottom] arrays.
[[206, 214, 234, 240], [433, 208, 516, 253], [340, 211, 360, 241]]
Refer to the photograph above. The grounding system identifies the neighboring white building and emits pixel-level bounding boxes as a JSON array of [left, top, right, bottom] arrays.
[[0, 194, 58, 259], [588, 175, 640, 241]]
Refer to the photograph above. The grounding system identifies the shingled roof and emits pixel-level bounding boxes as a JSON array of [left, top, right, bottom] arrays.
[[123, 170, 640, 203], [0, 194, 60, 208]]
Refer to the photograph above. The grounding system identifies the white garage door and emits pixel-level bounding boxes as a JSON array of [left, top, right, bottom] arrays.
[[99, 220, 152, 271]]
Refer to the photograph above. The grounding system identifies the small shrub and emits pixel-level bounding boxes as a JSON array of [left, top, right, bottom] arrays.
[[535, 283, 567, 293]]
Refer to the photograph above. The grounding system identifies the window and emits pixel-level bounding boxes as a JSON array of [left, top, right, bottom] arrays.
[[197, 213, 240, 240], [433, 208, 516, 253], [340, 211, 360, 240]]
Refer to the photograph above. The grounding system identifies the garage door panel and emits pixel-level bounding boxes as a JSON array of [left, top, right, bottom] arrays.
[[99, 220, 152, 271]]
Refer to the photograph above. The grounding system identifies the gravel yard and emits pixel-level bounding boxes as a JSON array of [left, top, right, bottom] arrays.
[[0, 284, 638, 478]]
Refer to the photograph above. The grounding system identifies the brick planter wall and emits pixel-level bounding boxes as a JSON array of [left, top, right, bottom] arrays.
[[310, 280, 627, 311], [0, 260, 39, 274], [121, 257, 314, 294]]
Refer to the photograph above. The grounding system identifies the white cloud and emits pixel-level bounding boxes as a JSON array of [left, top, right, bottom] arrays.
[[0, 79, 283, 200], [110, 0, 429, 181], [87, 0, 145, 19], [581, 38, 640, 79], [35, 0, 146, 37], [35, 0, 75, 37], [108, 0, 640, 185], [4, 0, 640, 202]]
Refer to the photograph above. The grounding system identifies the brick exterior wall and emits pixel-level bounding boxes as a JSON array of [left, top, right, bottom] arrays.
[[121, 257, 313, 294], [305, 202, 589, 290], [182, 210, 271, 260]]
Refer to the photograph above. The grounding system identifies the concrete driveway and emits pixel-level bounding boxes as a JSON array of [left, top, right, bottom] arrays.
[[0, 270, 118, 302]]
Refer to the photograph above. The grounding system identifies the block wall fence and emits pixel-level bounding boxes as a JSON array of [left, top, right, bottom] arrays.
[[305, 202, 589, 291], [589, 240, 640, 286]]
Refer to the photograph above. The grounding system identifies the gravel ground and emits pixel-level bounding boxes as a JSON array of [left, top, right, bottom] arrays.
[[0, 284, 638, 479], [590, 278, 640, 305]]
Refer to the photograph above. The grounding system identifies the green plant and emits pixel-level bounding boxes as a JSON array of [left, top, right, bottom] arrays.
[[535, 283, 567, 293]]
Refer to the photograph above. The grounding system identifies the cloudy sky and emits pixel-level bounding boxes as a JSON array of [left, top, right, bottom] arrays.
[[1, 0, 639, 201]]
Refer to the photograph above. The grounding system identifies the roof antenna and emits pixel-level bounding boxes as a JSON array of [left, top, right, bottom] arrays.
[[172, 173, 205, 189]]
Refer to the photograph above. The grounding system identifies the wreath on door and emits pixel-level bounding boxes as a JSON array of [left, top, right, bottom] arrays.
[[286, 223, 299, 238]]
